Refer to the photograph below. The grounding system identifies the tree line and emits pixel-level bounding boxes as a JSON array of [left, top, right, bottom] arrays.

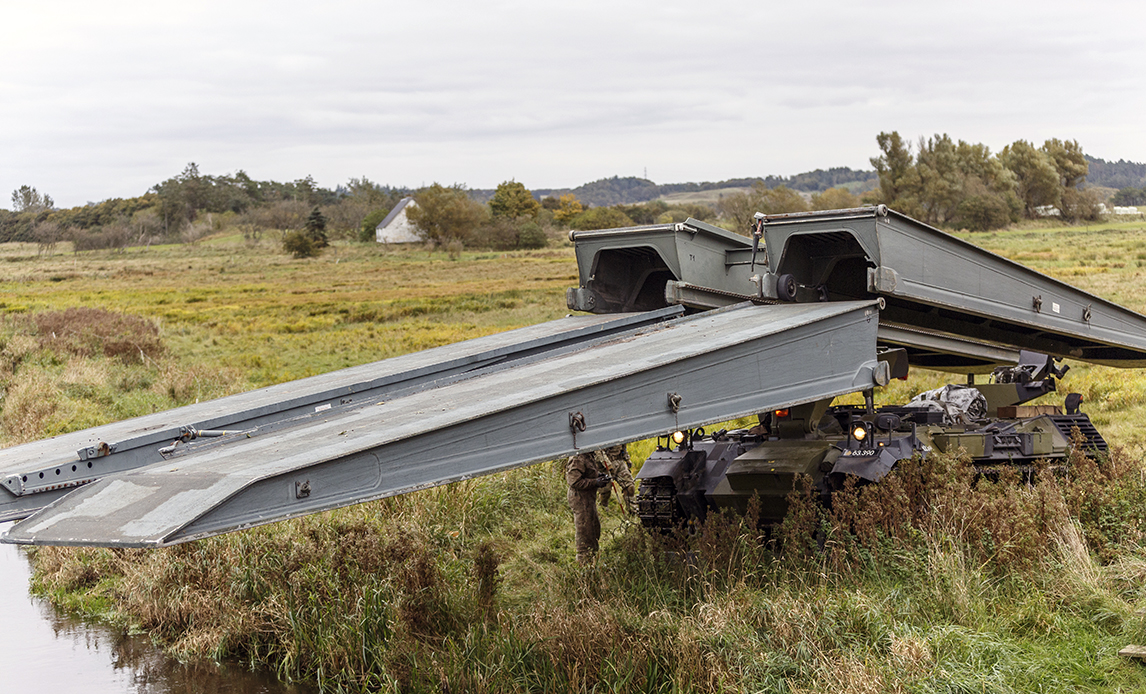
[[3, 132, 1130, 255], [0, 164, 410, 252], [1084, 155, 1146, 190], [869, 132, 1101, 230], [507, 168, 878, 208], [398, 181, 724, 258]]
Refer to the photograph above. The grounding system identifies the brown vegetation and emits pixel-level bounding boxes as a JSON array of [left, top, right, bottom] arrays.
[[31, 307, 163, 364]]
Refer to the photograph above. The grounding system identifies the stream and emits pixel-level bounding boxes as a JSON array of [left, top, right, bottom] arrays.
[[0, 523, 315, 694]]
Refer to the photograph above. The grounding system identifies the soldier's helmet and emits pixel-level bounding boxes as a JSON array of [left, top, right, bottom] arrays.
[[605, 444, 628, 459]]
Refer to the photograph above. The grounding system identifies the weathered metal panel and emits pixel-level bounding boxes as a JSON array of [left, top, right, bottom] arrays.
[[0, 308, 683, 521], [3, 300, 884, 547]]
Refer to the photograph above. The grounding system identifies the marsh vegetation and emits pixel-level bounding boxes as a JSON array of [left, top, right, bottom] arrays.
[[7, 220, 1146, 692]]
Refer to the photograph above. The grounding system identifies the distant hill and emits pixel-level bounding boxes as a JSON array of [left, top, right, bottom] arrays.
[[1085, 155, 1146, 189], [471, 168, 878, 207], [470, 155, 1144, 208]]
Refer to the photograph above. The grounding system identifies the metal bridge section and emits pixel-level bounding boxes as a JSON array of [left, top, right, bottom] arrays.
[[0, 308, 684, 523], [3, 300, 885, 547], [567, 207, 1146, 369]]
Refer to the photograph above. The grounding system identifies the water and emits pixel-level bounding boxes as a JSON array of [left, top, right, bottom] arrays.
[[0, 523, 315, 694]]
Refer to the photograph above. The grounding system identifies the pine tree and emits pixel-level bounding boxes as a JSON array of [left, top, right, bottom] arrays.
[[304, 206, 328, 248]]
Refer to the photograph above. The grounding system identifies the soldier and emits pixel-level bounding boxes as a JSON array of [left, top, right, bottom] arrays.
[[598, 444, 637, 513], [565, 449, 612, 564]]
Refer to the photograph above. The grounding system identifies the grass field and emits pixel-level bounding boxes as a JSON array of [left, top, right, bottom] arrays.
[[9, 220, 1146, 692], [660, 187, 754, 205]]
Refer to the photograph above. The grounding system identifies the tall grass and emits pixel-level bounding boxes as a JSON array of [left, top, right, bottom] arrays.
[[30, 447, 1146, 692], [9, 224, 1146, 691]]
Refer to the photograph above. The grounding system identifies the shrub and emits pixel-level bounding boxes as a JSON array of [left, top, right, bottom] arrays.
[[1059, 187, 1105, 223], [445, 239, 464, 260], [68, 224, 133, 252], [283, 230, 320, 259], [473, 217, 520, 250], [517, 222, 548, 249], [952, 193, 1013, 231]]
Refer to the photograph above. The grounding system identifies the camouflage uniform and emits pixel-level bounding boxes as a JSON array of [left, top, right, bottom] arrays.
[[566, 449, 610, 563], [598, 444, 637, 513]]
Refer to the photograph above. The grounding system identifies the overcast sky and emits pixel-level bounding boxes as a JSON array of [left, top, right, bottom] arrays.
[[3, 0, 1144, 208]]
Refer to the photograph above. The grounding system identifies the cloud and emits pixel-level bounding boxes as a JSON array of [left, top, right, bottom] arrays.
[[3, 0, 1146, 207]]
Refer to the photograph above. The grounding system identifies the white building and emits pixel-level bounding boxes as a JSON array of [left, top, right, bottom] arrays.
[[375, 197, 422, 243]]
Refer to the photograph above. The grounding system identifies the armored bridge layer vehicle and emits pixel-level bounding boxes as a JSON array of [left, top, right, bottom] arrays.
[[565, 206, 1135, 527], [634, 351, 1104, 529], [3, 207, 1146, 547]]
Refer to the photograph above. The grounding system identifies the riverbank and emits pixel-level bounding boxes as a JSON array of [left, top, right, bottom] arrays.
[[1, 525, 314, 694]]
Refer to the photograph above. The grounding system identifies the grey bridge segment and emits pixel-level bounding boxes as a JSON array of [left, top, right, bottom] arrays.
[[659, 282, 1023, 371], [3, 300, 884, 547], [569, 209, 1146, 368], [762, 207, 1146, 366], [571, 219, 753, 298], [874, 323, 1021, 372], [0, 307, 683, 522]]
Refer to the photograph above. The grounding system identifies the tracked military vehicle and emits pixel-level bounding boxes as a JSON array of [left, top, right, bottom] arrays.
[[563, 207, 1124, 529], [634, 350, 1105, 528]]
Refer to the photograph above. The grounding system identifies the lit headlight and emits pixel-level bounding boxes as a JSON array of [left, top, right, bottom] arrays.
[[851, 425, 868, 442], [672, 431, 686, 445]]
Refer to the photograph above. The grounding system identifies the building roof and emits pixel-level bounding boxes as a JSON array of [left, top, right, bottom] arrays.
[[377, 197, 415, 230]]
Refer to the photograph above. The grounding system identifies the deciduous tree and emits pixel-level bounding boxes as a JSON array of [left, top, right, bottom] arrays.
[[716, 189, 759, 233], [1000, 140, 1062, 218], [810, 187, 860, 211], [345, 176, 390, 207], [717, 183, 809, 232], [568, 206, 635, 230], [32, 220, 63, 254], [552, 194, 584, 224], [489, 180, 541, 219], [406, 184, 487, 244], [757, 185, 809, 215]]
